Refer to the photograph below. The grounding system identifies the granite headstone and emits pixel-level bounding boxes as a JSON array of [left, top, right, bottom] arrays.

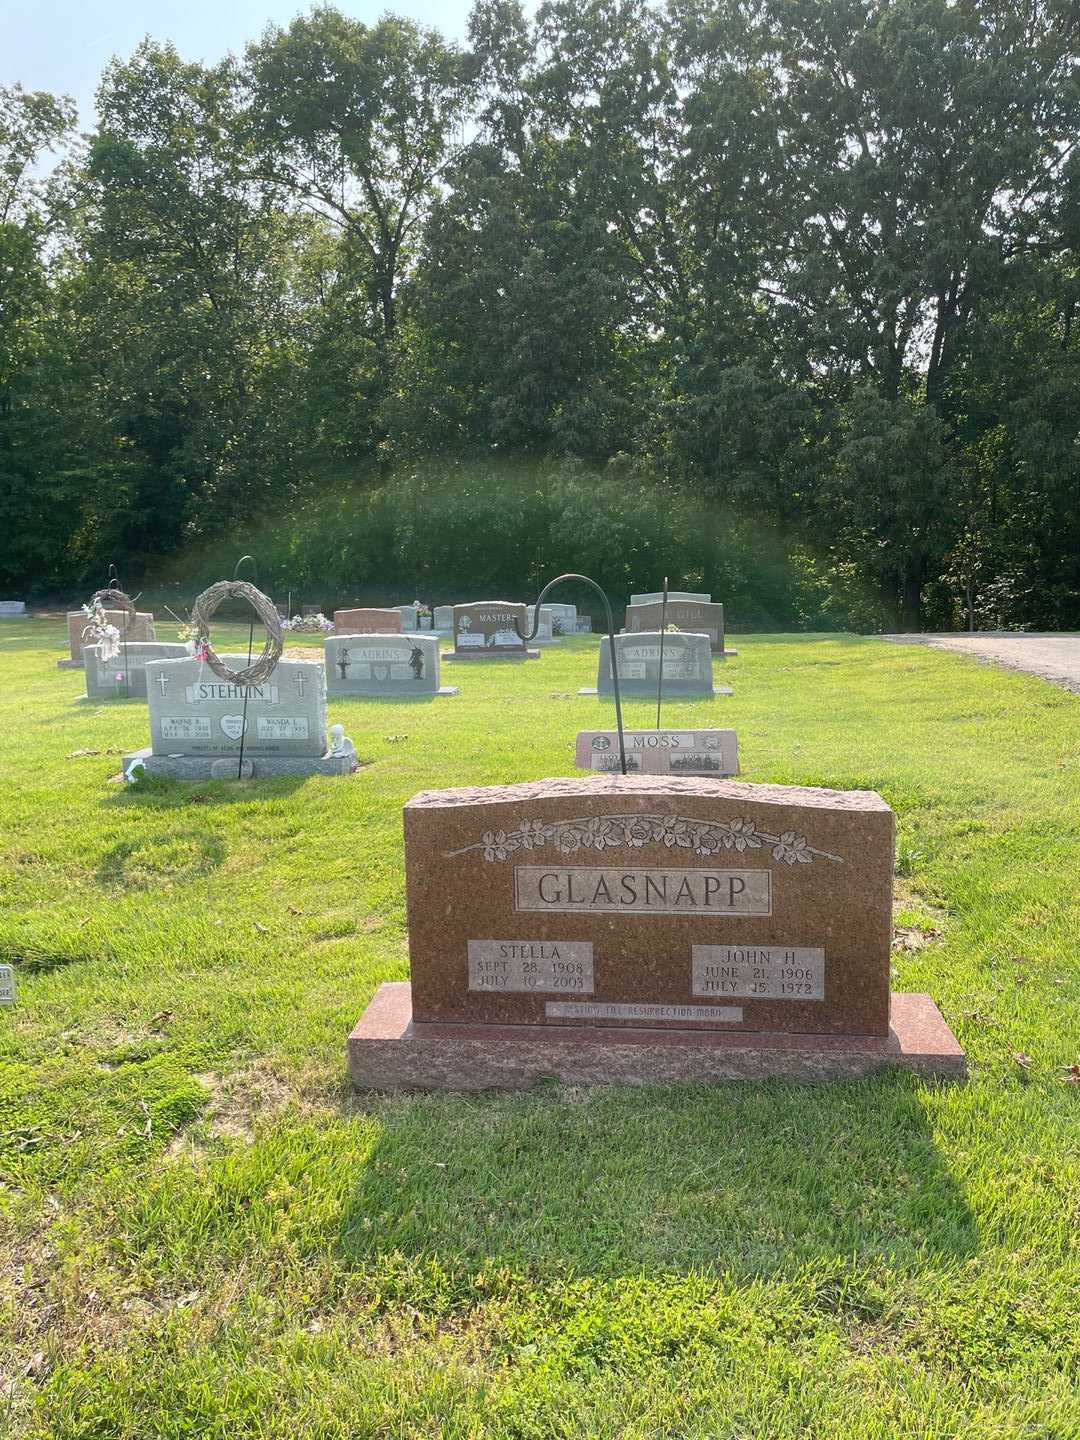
[[582, 631, 721, 698], [333, 608, 402, 635], [348, 775, 965, 1087], [326, 633, 456, 698], [445, 602, 539, 661], [84, 641, 189, 699], [626, 599, 726, 654]]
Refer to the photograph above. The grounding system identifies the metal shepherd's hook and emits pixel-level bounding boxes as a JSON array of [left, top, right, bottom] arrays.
[[514, 574, 628, 776], [656, 575, 669, 730], [106, 561, 134, 698], [232, 554, 259, 778]]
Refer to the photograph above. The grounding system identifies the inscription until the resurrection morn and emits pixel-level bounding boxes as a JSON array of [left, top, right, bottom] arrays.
[[514, 867, 770, 916], [545, 1001, 743, 1024], [468, 940, 593, 993], [692, 945, 825, 1000]]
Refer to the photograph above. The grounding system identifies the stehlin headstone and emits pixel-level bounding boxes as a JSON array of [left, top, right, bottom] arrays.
[[348, 776, 965, 1088], [326, 633, 457, 698], [123, 653, 356, 780]]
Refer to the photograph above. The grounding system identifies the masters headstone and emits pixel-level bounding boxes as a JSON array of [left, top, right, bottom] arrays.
[[84, 641, 189, 699], [333, 607, 402, 635], [581, 631, 725, 698], [326, 633, 457, 698], [445, 602, 539, 662], [626, 599, 727, 655], [123, 654, 356, 779], [576, 729, 738, 776], [348, 775, 965, 1087]]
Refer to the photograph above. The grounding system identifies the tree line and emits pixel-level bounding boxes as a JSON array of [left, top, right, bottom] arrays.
[[2, 0, 1079, 629]]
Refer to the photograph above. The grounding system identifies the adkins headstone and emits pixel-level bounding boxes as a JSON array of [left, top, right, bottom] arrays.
[[445, 602, 539, 661], [61, 610, 155, 668], [124, 654, 355, 779], [576, 729, 738, 777], [626, 599, 727, 654], [326, 633, 456, 698], [84, 641, 189, 699], [333, 608, 402, 635], [582, 631, 724, 698], [348, 775, 965, 1087]]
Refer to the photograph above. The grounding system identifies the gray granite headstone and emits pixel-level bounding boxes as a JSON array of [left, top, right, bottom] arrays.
[[398, 605, 420, 631], [433, 605, 454, 634], [84, 641, 189, 699], [446, 602, 538, 660], [630, 591, 710, 606], [0, 601, 26, 618], [625, 599, 726, 654], [325, 633, 455, 697], [64, 610, 155, 667], [145, 654, 327, 758], [525, 605, 558, 643], [590, 631, 716, 697]]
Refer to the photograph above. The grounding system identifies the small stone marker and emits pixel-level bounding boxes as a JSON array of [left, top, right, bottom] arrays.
[[60, 609, 155, 668], [0, 963, 14, 1005], [333, 608, 402, 635], [445, 602, 539, 661], [348, 775, 965, 1087], [573, 616, 594, 633], [630, 590, 710, 606], [525, 605, 559, 643], [124, 653, 356, 779], [581, 631, 725, 697], [398, 604, 419, 631], [576, 729, 738, 776], [326, 633, 457, 698], [0, 601, 26, 618], [626, 599, 728, 655], [84, 641, 189, 699]]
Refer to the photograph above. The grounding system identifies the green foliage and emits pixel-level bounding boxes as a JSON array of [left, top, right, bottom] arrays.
[[5, 3, 1080, 629]]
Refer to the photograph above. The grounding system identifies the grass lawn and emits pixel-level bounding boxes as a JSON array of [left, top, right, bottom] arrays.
[[1, 621, 1078, 1438]]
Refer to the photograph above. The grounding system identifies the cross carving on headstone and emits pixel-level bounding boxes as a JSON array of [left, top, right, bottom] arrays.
[[156, 673, 169, 697], [295, 672, 305, 698]]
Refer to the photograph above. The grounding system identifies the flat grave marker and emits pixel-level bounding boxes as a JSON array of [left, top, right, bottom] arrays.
[[576, 728, 738, 776]]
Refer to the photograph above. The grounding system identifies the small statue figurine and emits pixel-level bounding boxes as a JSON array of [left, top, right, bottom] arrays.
[[329, 723, 348, 757]]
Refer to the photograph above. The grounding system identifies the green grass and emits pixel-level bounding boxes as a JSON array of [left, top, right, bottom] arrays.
[[1, 622, 1079, 1438]]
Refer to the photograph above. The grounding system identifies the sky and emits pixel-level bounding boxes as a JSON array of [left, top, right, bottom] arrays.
[[2, 0, 475, 131]]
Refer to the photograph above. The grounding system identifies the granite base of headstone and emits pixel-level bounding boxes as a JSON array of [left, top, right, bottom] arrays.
[[83, 641, 189, 699], [444, 602, 539, 661], [326, 633, 457, 698], [347, 775, 965, 1089], [59, 610, 155, 668], [579, 631, 729, 697], [333, 607, 402, 635], [575, 729, 738, 777], [122, 653, 357, 780]]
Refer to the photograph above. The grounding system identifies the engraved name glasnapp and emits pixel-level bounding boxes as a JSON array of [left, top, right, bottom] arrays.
[[514, 866, 771, 915]]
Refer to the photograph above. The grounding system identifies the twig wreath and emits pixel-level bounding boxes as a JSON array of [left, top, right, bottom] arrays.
[[88, 586, 135, 620], [81, 586, 136, 662], [190, 579, 283, 686]]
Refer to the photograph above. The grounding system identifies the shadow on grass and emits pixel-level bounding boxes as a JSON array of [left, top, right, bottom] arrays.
[[100, 772, 315, 809], [337, 1072, 977, 1278], [96, 829, 227, 889]]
